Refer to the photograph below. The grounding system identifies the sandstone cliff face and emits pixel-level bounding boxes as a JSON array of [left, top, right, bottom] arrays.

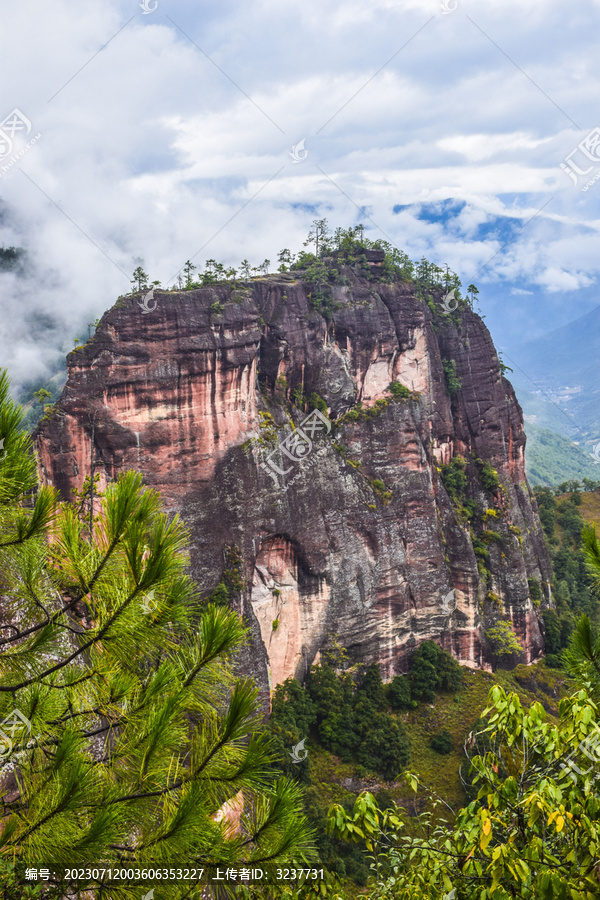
[[35, 265, 552, 696]]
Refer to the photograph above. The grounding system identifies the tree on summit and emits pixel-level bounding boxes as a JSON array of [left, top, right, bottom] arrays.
[[183, 258, 196, 287], [304, 218, 330, 257], [130, 264, 149, 292]]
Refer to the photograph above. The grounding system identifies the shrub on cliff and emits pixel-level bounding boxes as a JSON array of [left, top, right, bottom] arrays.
[[0, 370, 312, 894], [440, 455, 467, 503], [388, 380, 411, 399], [308, 392, 328, 415], [485, 620, 522, 670], [442, 358, 462, 395], [474, 456, 500, 493]]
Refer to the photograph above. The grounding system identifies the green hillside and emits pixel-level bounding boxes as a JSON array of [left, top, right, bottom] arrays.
[[524, 422, 600, 486], [269, 656, 569, 892]]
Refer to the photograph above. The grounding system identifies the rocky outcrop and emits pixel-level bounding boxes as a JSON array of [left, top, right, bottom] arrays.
[[35, 265, 552, 696]]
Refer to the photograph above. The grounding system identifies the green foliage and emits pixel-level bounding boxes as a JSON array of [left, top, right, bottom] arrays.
[[307, 665, 360, 763], [328, 663, 600, 899], [336, 398, 390, 426], [357, 663, 388, 711], [370, 477, 393, 504], [329, 674, 600, 900], [259, 410, 279, 441], [0, 369, 311, 890], [269, 662, 410, 782], [291, 384, 305, 409], [268, 679, 317, 784], [290, 222, 465, 302], [239, 259, 252, 279], [17, 377, 65, 432], [355, 711, 411, 781], [429, 729, 453, 754], [209, 299, 225, 315], [557, 497, 584, 541], [440, 455, 467, 503], [480, 529, 502, 544], [485, 620, 522, 670], [534, 487, 594, 654], [308, 392, 328, 415], [387, 675, 412, 710], [388, 381, 411, 399], [442, 358, 462, 395], [292, 252, 340, 320], [410, 641, 463, 701], [304, 218, 331, 257], [410, 656, 438, 703], [275, 375, 288, 398], [130, 264, 149, 292], [277, 248, 295, 272], [536, 485, 557, 539], [528, 577, 543, 606], [525, 425, 600, 487], [542, 608, 562, 654], [475, 456, 500, 492], [207, 580, 229, 605], [183, 259, 196, 287]]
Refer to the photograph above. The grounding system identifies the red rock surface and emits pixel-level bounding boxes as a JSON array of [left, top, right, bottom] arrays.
[[35, 269, 551, 695]]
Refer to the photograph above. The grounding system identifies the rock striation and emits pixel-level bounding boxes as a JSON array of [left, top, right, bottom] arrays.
[[36, 264, 552, 697]]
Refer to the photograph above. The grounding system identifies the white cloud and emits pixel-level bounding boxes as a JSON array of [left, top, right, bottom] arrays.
[[0, 0, 600, 388]]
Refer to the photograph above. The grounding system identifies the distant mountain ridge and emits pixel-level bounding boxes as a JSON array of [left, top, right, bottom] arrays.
[[510, 303, 600, 445]]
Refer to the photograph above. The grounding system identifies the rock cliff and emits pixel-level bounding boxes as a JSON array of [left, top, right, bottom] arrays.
[[35, 259, 552, 697]]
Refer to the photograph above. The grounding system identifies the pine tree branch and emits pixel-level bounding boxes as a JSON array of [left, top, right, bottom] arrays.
[[0, 593, 92, 646], [14, 781, 81, 843], [0, 584, 142, 691]]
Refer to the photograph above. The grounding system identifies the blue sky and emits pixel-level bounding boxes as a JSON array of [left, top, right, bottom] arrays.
[[1, 0, 600, 388]]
